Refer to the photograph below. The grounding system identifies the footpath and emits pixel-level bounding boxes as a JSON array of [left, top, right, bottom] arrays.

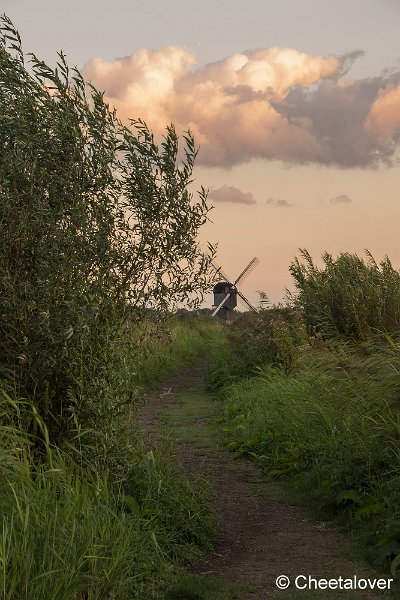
[[135, 361, 390, 600]]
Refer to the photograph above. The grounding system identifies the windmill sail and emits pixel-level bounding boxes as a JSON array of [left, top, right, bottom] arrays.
[[211, 291, 232, 316], [234, 257, 260, 286]]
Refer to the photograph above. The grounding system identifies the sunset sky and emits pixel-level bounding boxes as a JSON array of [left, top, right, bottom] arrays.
[[6, 0, 400, 306]]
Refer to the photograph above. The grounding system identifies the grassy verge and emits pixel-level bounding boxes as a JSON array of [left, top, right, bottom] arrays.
[[214, 339, 400, 585], [131, 315, 225, 393], [0, 315, 223, 599]]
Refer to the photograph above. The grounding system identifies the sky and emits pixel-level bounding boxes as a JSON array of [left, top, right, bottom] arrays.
[[4, 0, 400, 306]]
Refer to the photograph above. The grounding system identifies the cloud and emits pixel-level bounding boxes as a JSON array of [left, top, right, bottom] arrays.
[[83, 47, 400, 168], [208, 185, 256, 205], [265, 198, 292, 207], [330, 194, 352, 204]]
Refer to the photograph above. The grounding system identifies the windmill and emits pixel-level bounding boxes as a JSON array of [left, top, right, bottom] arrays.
[[211, 257, 259, 321]]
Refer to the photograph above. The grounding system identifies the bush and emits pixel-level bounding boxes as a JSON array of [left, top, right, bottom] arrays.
[[0, 17, 220, 597], [231, 308, 307, 371], [206, 308, 307, 390], [70, 314, 223, 479], [0, 16, 214, 443]]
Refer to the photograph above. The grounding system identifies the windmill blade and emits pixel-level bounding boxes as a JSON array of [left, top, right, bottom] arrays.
[[212, 291, 232, 317], [211, 261, 231, 282], [237, 290, 257, 312], [234, 257, 260, 286]]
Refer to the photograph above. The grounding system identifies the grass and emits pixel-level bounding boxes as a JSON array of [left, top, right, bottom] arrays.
[[0, 431, 157, 599], [206, 251, 400, 588], [166, 572, 244, 600], [131, 316, 225, 394], [160, 388, 221, 451], [290, 249, 400, 340], [157, 376, 248, 600], [0, 426, 215, 599], [0, 316, 224, 600], [216, 339, 400, 585]]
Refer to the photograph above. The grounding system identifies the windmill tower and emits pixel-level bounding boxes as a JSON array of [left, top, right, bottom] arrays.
[[211, 257, 259, 321]]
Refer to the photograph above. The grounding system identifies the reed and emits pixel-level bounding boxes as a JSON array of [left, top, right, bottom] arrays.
[[290, 249, 400, 339]]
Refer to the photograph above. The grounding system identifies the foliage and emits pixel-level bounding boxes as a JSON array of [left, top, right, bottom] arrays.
[[290, 249, 400, 340], [131, 314, 224, 392], [0, 17, 222, 598], [231, 309, 307, 371], [0, 15, 215, 441], [206, 308, 307, 390], [58, 314, 222, 479]]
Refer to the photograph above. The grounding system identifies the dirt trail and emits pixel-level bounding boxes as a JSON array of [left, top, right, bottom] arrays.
[[135, 362, 387, 600]]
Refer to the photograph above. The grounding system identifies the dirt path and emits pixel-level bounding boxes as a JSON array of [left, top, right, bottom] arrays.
[[135, 362, 390, 600]]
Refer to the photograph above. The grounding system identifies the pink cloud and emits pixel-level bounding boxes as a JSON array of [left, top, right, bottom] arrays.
[[265, 198, 292, 207], [83, 48, 400, 168], [365, 83, 400, 138], [330, 194, 352, 204], [208, 185, 256, 205]]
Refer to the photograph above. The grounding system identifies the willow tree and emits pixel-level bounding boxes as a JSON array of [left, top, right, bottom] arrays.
[[0, 16, 215, 438]]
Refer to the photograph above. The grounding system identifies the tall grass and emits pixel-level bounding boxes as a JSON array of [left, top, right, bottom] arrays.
[[130, 314, 224, 392], [290, 249, 400, 339], [218, 339, 400, 572], [209, 250, 400, 574], [61, 314, 223, 479], [206, 309, 307, 390], [0, 315, 220, 600], [0, 385, 214, 599], [1, 16, 222, 597]]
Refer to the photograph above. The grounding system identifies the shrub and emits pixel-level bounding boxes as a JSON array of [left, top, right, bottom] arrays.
[[206, 308, 308, 390], [0, 16, 214, 443], [231, 308, 307, 371]]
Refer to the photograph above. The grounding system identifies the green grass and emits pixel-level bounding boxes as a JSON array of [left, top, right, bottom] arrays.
[[157, 379, 247, 600], [165, 572, 245, 600], [160, 388, 221, 451], [216, 341, 400, 582], [290, 249, 400, 340], [0, 316, 224, 600], [0, 429, 216, 599], [159, 357, 394, 599], [0, 436, 158, 599], [131, 316, 225, 394]]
